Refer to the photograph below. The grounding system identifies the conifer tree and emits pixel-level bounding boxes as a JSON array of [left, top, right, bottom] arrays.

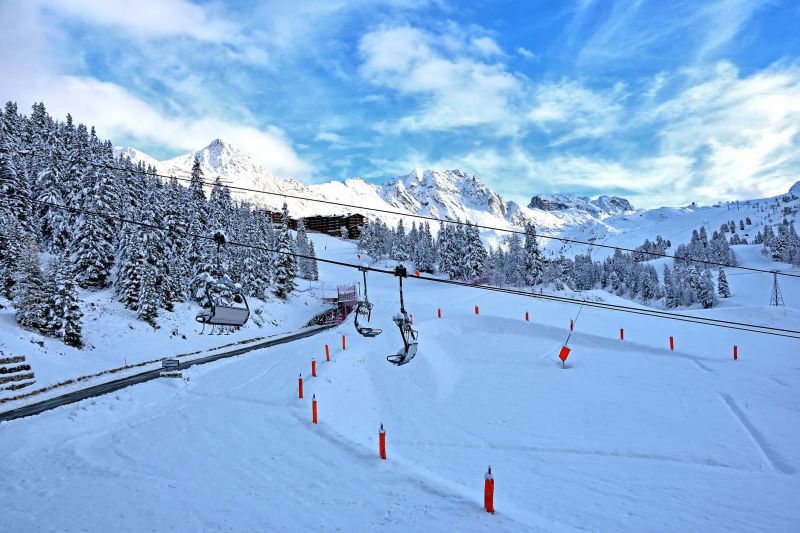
[[68, 166, 119, 288], [717, 267, 731, 298], [307, 240, 319, 281], [697, 267, 718, 309], [0, 212, 25, 299], [13, 235, 49, 332], [51, 255, 84, 347], [295, 218, 312, 279], [523, 222, 544, 286], [137, 263, 159, 328], [273, 203, 297, 299]]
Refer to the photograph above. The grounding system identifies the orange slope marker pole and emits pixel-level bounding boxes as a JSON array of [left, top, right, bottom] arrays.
[[312, 394, 318, 424], [298, 373, 303, 399], [484, 466, 495, 514], [379, 424, 387, 460]]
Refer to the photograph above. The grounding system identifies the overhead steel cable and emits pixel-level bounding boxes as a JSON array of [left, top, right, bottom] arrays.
[[2, 146, 798, 279], [412, 274, 800, 339], [2, 193, 798, 340]]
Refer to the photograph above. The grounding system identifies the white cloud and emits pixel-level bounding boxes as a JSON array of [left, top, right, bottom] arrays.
[[0, 0, 311, 178], [516, 47, 537, 60], [573, 0, 765, 67], [358, 25, 524, 134], [315, 131, 346, 144], [646, 61, 800, 200], [528, 80, 626, 142], [471, 36, 504, 57], [53, 76, 312, 178], [39, 0, 238, 42]]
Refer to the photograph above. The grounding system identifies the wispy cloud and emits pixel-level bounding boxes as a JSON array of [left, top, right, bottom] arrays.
[[358, 24, 524, 134]]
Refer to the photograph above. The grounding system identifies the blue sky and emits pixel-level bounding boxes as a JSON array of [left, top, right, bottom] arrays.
[[1, 0, 799, 207]]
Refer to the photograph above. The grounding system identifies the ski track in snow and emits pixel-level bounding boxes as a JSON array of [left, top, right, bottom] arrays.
[[719, 393, 796, 475]]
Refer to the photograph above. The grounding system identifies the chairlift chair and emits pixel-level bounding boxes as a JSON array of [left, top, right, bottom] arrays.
[[387, 264, 418, 366], [195, 277, 250, 334], [355, 266, 382, 337]]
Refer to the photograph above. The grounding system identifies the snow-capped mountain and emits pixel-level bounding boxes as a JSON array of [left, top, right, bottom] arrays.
[[114, 139, 800, 258], [113, 147, 168, 174]]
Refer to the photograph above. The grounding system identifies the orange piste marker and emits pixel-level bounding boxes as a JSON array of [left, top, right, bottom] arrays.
[[312, 394, 318, 424], [484, 466, 495, 514], [379, 424, 387, 460]]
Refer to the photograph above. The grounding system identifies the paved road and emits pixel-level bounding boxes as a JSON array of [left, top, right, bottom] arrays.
[[0, 324, 334, 423]]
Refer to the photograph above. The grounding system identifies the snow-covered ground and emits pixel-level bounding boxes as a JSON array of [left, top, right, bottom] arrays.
[[0, 278, 330, 402], [2, 234, 798, 531]]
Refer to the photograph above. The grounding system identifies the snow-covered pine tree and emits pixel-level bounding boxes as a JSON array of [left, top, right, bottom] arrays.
[[0, 212, 25, 299], [436, 223, 452, 275], [640, 267, 656, 303], [417, 222, 436, 273], [717, 267, 731, 298], [67, 164, 119, 288], [464, 223, 487, 279], [295, 218, 312, 279], [51, 255, 84, 347], [12, 235, 49, 332], [187, 157, 209, 272], [307, 240, 319, 281], [137, 262, 159, 328], [160, 177, 190, 306], [662, 265, 675, 307], [391, 219, 409, 261], [115, 222, 146, 310], [503, 233, 524, 286], [447, 224, 467, 279], [697, 267, 718, 309], [274, 203, 297, 299], [523, 222, 544, 286], [0, 137, 34, 234]]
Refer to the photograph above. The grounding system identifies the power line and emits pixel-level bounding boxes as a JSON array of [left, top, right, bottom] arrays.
[[3, 193, 799, 340], [3, 146, 798, 279]]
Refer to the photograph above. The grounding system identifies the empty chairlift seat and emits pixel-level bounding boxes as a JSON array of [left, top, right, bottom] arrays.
[[195, 277, 250, 334]]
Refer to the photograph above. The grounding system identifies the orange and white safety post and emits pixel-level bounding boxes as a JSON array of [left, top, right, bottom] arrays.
[[325, 344, 330, 361], [379, 423, 387, 460], [669, 336, 675, 351], [733, 345, 738, 361], [311, 358, 317, 377], [620, 328, 624, 340], [525, 311, 529, 322], [342, 335, 346, 350], [475, 305, 480, 315], [298, 373, 303, 399], [312, 394, 318, 424], [484, 466, 495, 514]]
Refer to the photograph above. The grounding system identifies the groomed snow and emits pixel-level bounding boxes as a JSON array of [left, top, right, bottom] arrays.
[[1, 234, 798, 531]]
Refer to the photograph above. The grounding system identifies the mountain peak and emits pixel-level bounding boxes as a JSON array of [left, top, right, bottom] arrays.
[[382, 168, 506, 218]]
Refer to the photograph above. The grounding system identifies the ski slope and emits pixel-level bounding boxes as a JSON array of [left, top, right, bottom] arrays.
[[1, 234, 798, 531]]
